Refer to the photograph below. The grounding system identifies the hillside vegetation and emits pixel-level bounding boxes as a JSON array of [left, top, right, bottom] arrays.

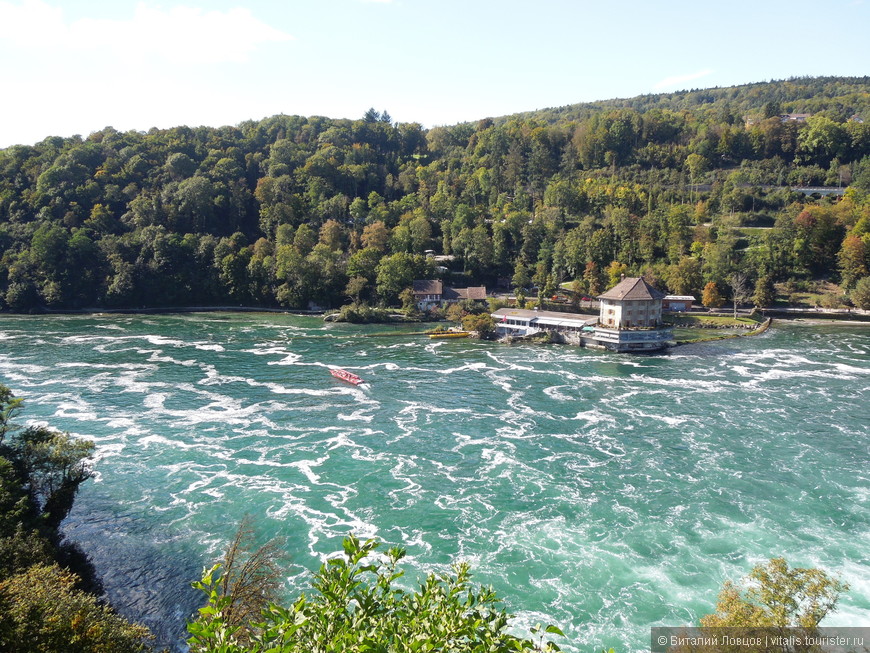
[[2, 76, 870, 313]]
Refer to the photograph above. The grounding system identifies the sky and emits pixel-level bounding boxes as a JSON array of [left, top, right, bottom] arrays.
[[0, 0, 869, 148]]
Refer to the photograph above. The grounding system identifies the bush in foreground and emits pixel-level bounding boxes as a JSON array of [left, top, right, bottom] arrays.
[[187, 533, 563, 653], [0, 385, 152, 652]]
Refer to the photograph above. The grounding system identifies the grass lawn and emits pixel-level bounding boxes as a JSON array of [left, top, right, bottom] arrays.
[[665, 313, 765, 328]]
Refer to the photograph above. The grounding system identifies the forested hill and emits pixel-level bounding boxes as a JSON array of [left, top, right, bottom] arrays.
[[1, 76, 870, 313], [505, 76, 870, 125]]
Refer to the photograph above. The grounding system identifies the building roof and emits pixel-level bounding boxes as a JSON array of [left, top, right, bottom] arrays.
[[460, 286, 487, 301], [413, 280, 442, 295], [663, 295, 696, 302], [598, 277, 665, 301], [491, 308, 597, 324], [780, 113, 811, 122]]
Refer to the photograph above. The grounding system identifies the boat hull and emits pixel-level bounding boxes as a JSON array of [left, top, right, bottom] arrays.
[[330, 368, 364, 385]]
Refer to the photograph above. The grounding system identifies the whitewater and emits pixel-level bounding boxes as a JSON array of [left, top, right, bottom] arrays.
[[0, 313, 867, 652]]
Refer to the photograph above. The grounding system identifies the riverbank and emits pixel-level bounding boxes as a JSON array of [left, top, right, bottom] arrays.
[[672, 317, 772, 346], [6, 305, 325, 316], [776, 317, 870, 326]]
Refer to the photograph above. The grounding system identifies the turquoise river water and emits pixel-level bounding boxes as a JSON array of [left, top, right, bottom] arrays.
[[0, 313, 868, 652]]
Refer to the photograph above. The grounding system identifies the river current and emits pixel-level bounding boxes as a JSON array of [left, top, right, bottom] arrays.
[[0, 313, 868, 652]]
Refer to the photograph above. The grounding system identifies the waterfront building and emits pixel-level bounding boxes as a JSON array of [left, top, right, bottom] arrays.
[[492, 308, 597, 339], [594, 277, 672, 351], [491, 277, 672, 352]]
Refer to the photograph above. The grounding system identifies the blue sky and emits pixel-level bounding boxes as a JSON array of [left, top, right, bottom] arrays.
[[0, 0, 868, 148]]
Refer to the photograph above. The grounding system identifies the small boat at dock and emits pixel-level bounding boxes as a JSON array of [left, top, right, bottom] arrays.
[[329, 368, 364, 385]]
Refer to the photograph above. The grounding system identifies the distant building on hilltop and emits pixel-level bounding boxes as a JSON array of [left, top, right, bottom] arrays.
[[780, 113, 811, 123]]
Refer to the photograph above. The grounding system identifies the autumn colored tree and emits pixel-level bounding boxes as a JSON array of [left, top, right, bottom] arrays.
[[701, 558, 848, 629], [701, 281, 725, 308], [838, 234, 868, 289]]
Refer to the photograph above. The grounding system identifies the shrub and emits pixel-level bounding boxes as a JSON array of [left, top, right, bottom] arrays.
[[334, 303, 393, 323], [445, 302, 466, 322], [188, 534, 563, 653], [0, 564, 151, 652], [701, 558, 848, 629], [462, 313, 496, 338], [852, 276, 870, 309]]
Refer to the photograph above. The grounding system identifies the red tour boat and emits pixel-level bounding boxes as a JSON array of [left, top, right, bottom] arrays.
[[329, 368, 364, 385]]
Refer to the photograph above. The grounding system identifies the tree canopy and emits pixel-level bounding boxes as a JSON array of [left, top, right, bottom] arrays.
[[2, 77, 870, 313]]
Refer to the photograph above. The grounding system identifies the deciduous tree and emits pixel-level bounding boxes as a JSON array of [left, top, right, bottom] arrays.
[[701, 557, 848, 629], [701, 281, 724, 308]]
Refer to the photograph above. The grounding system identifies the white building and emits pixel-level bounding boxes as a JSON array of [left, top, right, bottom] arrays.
[[662, 295, 695, 312], [594, 277, 671, 351], [492, 308, 597, 339], [491, 278, 673, 353], [598, 276, 664, 328]]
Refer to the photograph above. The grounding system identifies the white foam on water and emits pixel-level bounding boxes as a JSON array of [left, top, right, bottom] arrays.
[[0, 358, 48, 375], [138, 433, 198, 451], [194, 343, 225, 352], [742, 367, 859, 386], [143, 335, 187, 347], [623, 408, 689, 427], [143, 393, 167, 409], [386, 458, 425, 506], [148, 352, 198, 367], [626, 373, 734, 393], [53, 397, 99, 422], [543, 385, 574, 401], [496, 420, 536, 440], [7, 315, 867, 653], [56, 362, 154, 371], [570, 407, 616, 426], [267, 352, 304, 366], [103, 416, 135, 429], [436, 361, 491, 375], [337, 409, 374, 422], [373, 341, 424, 351]]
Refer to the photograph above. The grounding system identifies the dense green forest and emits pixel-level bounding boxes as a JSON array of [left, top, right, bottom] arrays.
[[2, 76, 870, 313]]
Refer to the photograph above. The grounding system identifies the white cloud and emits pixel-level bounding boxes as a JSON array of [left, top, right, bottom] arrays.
[[653, 69, 714, 90], [0, 1, 292, 64]]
